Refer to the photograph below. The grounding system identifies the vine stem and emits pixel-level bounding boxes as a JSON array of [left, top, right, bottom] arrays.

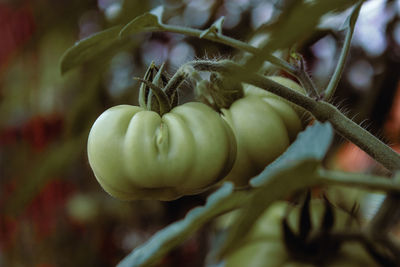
[[155, 24, 297, 75], [316, 168, 400, 192], [324, 1, 362, 101]]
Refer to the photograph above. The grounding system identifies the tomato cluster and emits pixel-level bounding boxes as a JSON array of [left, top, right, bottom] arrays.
[[87, 75, 305, 200], [221, 77, 306, 186]]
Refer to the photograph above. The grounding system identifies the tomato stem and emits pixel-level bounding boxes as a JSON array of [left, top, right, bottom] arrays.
[[324, 1, 362, 101]]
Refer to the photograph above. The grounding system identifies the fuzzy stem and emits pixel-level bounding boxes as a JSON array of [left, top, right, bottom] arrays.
[[150, 24, 297, 75]]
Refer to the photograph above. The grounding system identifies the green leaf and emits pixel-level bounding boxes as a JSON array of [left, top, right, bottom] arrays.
[[245, 0, 360, 72], [341, 0, 362, 30], [263, 0, 359, 51], [250, 121, 334, 187], [117, 182, 248, 267], [59, 25, 123, 74], [119, 6, 164, 38], [218, 122, 335, 258], [200, 16, 225, 38]]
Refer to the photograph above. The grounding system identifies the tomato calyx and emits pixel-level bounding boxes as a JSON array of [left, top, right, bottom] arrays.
[[195, 72, 244, 111], [136, 62, 183, 116], [282, 192, 397, 266]]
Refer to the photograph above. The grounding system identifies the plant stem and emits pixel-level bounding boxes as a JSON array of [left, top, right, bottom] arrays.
[[158, 24, 297, 75], [317, 168, 400, 192], [293, 58, 320, 98], [324, 1, 362, 101]]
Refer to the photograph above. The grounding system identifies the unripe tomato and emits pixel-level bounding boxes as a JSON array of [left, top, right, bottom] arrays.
[[244, 76, 307, 141], [221, 77, 305, 186], [87, 102, 236, 201], [222, 201, 379, 267]]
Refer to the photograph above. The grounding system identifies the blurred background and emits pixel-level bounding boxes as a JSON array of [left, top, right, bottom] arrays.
[[1, 0, 400, 266]]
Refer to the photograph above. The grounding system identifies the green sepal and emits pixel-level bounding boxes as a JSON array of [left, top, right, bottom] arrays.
[[136, 78, 171, 116], [139, 61, 157, 109], [147, 63, 167, 113], [164, 70, 188, 109]]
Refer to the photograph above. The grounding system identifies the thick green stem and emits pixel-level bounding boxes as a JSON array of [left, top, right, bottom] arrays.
[[324, 1, 362, 101]]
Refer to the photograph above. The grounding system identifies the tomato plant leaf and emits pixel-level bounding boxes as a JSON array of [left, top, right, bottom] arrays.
[[117, 182, 248, 267], [245, 0, 361, 72], [263, 0, 359, 50], [59, 25, 123, 74], [250, 121, 334, 187], [341, 0, 362, 31], [119, 6, 164, 38]]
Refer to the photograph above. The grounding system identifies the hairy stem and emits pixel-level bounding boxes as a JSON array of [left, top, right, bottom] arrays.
[[153, 24, 297, 75]]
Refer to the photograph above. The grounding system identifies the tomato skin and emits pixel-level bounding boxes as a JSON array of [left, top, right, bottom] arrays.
[[221, 96, 290, 186], [221, 77, 305, 186], [222, 201, 379, 267], [244, 76, 307, 141], [87, 102, 236, 201]]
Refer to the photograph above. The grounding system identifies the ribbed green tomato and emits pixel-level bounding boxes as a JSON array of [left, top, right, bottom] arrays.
[[221, 77, 305, 186], [222, 201, 379, 267], [87, 102, 236, 201]]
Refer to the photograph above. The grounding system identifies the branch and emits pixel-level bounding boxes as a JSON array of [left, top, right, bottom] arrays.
[[317, 168, 400, 193], [324, 1, 362, 101]]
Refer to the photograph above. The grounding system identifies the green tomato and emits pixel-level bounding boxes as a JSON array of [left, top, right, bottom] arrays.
[[87, 102, 236, 201], [223, 201, 379, 267], [244, 76, 307, 141], [221, 77, 305, 186]]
